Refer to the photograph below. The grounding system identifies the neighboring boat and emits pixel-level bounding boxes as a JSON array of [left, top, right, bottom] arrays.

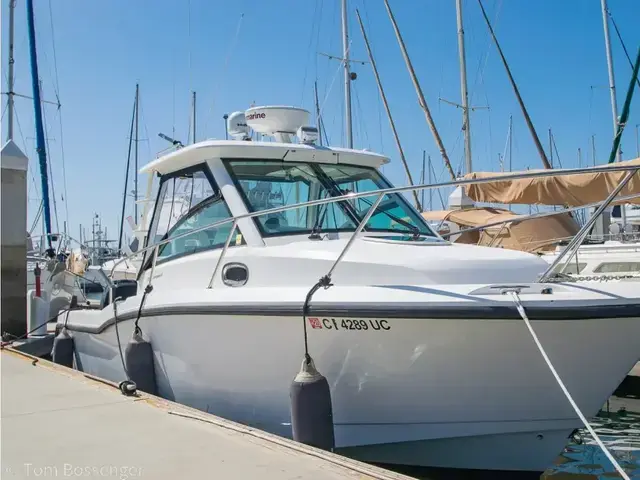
[[422, 204, 640, 280], [443, 160, 640, 280], [57, 107, 640, 473]]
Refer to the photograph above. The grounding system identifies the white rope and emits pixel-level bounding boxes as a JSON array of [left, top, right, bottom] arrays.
[[508, 291, 630, 480]]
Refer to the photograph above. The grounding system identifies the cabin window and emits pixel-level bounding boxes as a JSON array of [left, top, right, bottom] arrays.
[[147, 166, 242, 264], [224, 159, 435, 238], [593, 262, 640, 273], [319, 164, 431, 235], [224, 161, 354, 235], [555, 262, 587, 274]]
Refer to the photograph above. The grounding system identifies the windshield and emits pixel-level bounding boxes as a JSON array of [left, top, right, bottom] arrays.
[[224, 159, 435, 238]]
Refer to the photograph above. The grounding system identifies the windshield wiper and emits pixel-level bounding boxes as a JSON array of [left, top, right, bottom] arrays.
[[356, 196, 423, 240], [308, 201, 329, 240]]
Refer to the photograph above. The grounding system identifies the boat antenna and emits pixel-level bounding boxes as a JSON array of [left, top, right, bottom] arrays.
[[355, 9, 422, 211], [118, 87, 138, 254], [382, 0, 456, 181], [477, 0, 552, 170], [26, 0, 53, 248], [158, 132, 184, 148]]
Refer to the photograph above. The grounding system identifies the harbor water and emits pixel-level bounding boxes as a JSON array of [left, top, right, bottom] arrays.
[[384, 395, 640, 479]]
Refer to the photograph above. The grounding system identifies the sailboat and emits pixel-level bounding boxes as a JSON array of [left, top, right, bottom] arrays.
[[419, 0, 640, 281]]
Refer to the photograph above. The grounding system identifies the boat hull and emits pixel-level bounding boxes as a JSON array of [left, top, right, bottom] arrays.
[[69, 311, 640, 472]]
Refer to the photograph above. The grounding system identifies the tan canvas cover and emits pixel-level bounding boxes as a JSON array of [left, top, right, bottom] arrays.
[[462, 157, 640, 206], [421, 208, 579, 253], [422, 207, 517, 226]]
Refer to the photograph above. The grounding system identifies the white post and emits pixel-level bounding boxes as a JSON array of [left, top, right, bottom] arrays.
[[1, 140, 29, 337]]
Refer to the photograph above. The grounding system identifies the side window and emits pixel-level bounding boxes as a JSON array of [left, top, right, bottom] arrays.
[[555, 262, 587, 274], [594, 262, 640, 273], [149, 167, 243, 263]]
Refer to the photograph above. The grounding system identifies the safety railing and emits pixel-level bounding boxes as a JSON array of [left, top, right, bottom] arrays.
[[104, 162, 640, 288]]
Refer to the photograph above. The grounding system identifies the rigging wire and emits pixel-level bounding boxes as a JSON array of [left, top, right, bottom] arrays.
[[551, 133, 564, 169], [40, 88, 60, 233], [313, 0, 325, 101], [317, 41, 354, 124], [469, 0, 502, 169], [206, 12, 244, 135], [29, 200, 43, 235], [13, 103, 40, 199], [607, 8, 640, 91], [352, 85, 370, 149], [300, 0, 321, 107], [360, 1, 384, 154]]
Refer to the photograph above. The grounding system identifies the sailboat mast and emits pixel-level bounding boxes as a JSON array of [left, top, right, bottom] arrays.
[[600, 0, 621, 163], [421, 151, 426, 210], [341, 0, 353, 148], [477, 0, 551, 170], [455, 0, 472, 173], [355, 8, 422, 210], [118, 88, 137, 253], [508, 114, 513, 172], [428, 155, 433, 211], [134, 83, 139, 221], [26, 0, 52, 247], [383, 0, 456, 181], [6, 0, 16, 141]]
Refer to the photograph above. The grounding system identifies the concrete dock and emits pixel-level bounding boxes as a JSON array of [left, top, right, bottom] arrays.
[[1, 348, 415, 480]]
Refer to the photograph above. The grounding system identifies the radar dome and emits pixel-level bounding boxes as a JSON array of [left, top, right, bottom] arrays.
[[245, 106, 310, 143]]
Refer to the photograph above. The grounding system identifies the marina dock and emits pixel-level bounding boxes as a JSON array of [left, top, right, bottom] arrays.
[[1, 347, 414, 480]]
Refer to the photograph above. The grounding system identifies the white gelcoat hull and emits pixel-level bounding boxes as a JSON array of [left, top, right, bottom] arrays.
[[70, 312, 640, 472]]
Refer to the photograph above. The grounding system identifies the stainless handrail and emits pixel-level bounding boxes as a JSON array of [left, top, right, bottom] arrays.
[[207, 220, 238, 289], [325, 193, 385, 280], [107, 162, 640, 279]]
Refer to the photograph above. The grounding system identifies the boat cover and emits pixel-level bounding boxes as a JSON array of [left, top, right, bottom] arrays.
[[462, 157, 640, 206]]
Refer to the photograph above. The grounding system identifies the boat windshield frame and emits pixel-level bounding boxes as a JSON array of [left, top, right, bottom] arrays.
[[222, 158, 437, 239]]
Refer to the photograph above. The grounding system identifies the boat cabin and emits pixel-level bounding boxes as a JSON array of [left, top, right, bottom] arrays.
[[137, 106, 440, 267]]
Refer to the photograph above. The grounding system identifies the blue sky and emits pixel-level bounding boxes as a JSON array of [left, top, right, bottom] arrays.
[[2, 0, 640, 245]]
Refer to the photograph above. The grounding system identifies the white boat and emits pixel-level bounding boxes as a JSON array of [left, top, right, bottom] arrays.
[[544, 240, 640, 279], [58, 107, 640, 473]]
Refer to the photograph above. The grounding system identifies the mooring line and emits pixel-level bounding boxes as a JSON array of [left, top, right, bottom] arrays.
[[508, 290, 630, 480]]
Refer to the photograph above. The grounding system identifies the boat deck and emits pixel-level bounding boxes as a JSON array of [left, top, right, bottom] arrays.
[[1, 347, 413, 480]]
